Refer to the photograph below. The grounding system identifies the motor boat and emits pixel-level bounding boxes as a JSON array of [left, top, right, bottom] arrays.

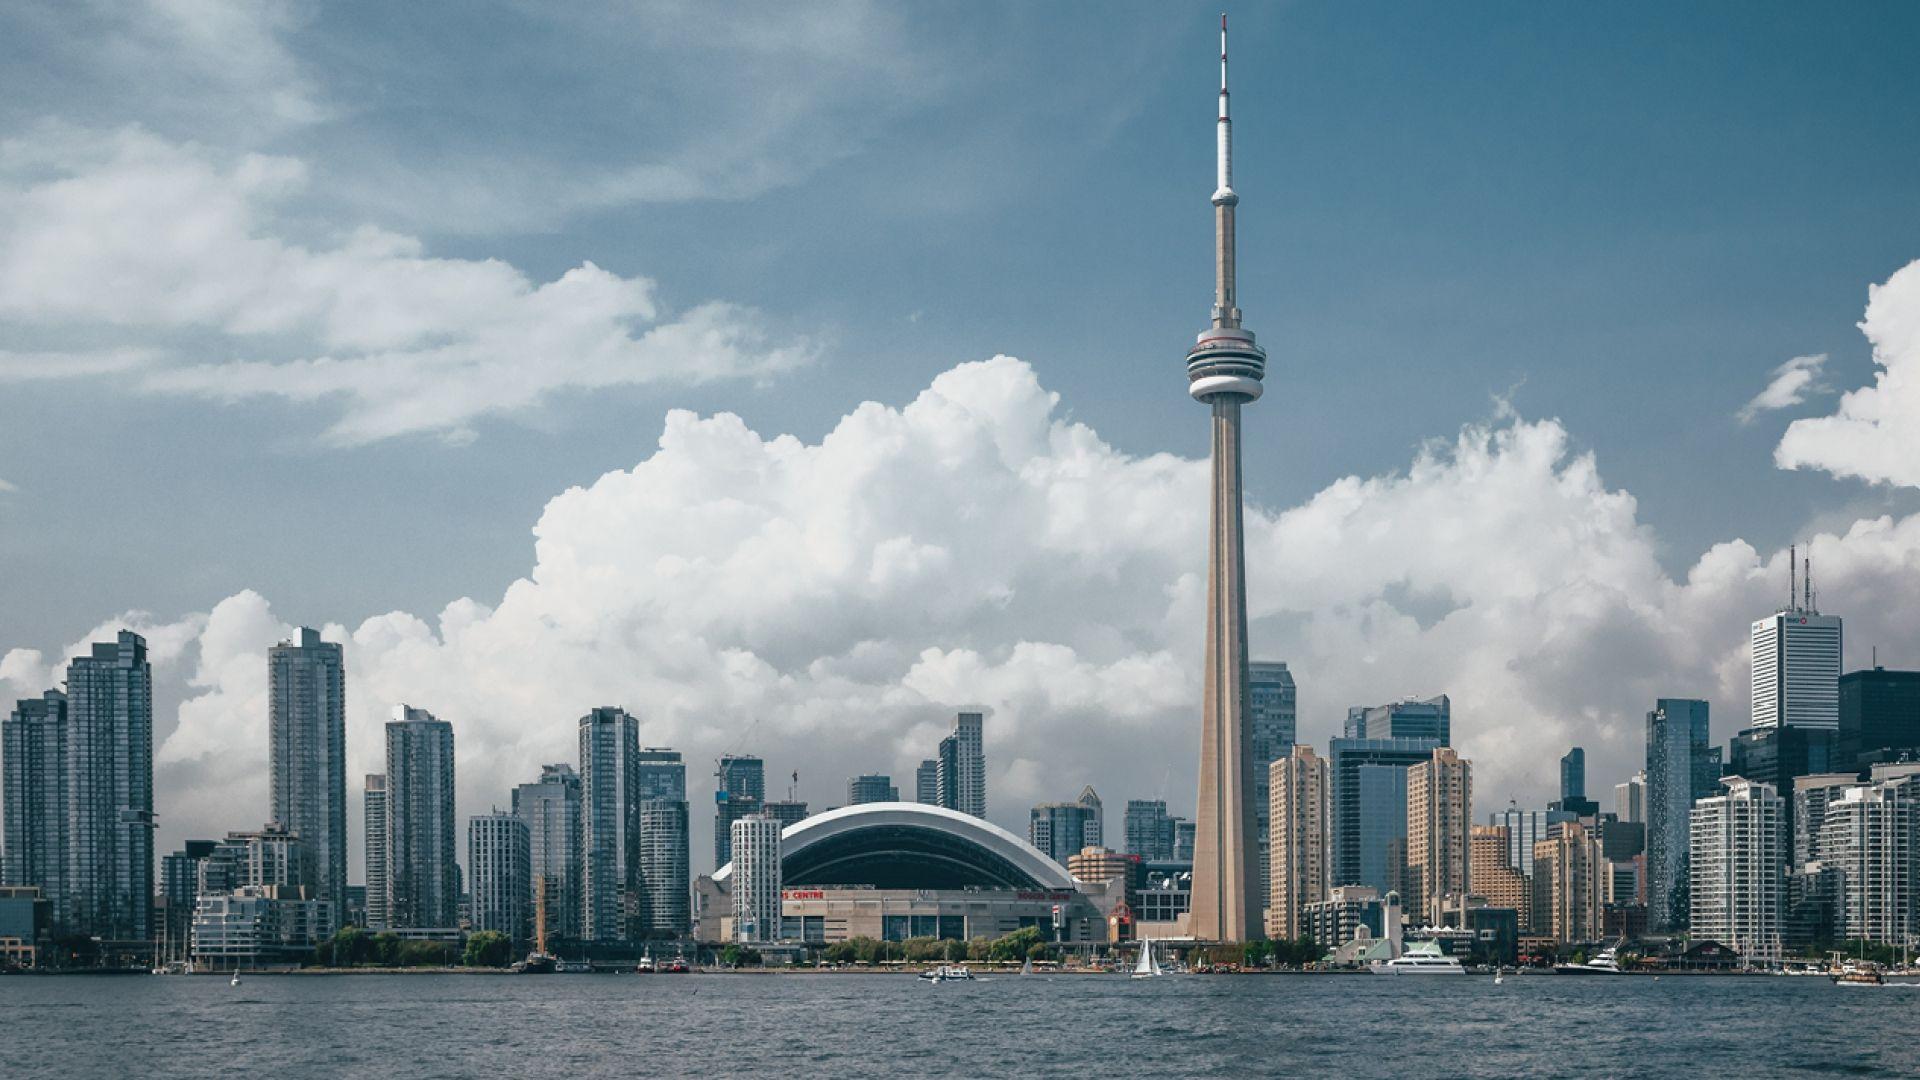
[[1553, 947, 1623, 975], [918, 964, 975, 982], [1369, 940, 1465, 974]]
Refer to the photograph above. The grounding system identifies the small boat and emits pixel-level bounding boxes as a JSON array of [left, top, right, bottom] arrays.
[[514, 952, 557, 974], [664, 958, 690, 974], [229, 972, 241, 987], [918, 964, 975, 982], [1553, 947, 1623, 975], [1833, 963, 1885, 986], [1021, 955, 1034, 976], [635, 948, 656, 974], [1493, 968, 1505, 985], [1370, 939, 1465, 975], [1132, 940, 1165, 979]]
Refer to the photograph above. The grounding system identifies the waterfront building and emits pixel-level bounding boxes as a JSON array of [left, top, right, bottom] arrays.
[[1819, 780, 1919, 944], [1249, 661, 1298, 916], [363, 774, 387, 928], [713, 754, 765, 869], [202, 825, 304, 893], [190, 885, 335, 969], [1469, 825, 1531, 931], [1066, 846, 1134, 890], [1793, 773, 1859, 868], [729, 815, 783, 942], [1839, 667, 1920, 772], [1647, 698, 1721, 932], [1265, 745, 1329, 940], [935, 712, 987, 819], [1301, 885, 1396, 951], [848, 774, 899, 805], [1615, 771, 1646, 824], [1752, 603, 1843, 732], [639, 799, 691, 937], [267, 627, 347, 917], [1532, 821, 1604, 943], [469, 811, 530, 947], [1689, 777, 1785, 961], [0, 886, 49, 968], [580, 707, 641, 942], [1344, 696, 1451, 744], [159, 840, 216, 953], [382, 706, 458, 930], [2, 690, 67, 925], [1124, 800, 1177, 861], [1728, 725, 1835, 868], [513, 764, 581, 943], [1330, 737, 1440, 892], [1405, 748, 1472, 925], [1183, 16, 1268, 944], [914, 760, 939, 805], [64, 631, 154, 943], [1030, 798, 1102, 865]]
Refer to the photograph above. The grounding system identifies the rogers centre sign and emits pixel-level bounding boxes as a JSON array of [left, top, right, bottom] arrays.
[[782, 890, 825, 900], [1015, 891, 1074, 901]]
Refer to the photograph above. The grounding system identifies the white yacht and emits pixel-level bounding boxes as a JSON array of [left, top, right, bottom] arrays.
[[1369, 940, 1465, 975], [1553, 947, 1623, 975], [918, 964, 975, 982]]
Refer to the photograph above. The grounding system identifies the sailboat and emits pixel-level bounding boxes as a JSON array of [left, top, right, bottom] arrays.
[[1020, 955, 1034, 976], [1131, 940, 1164, 979]]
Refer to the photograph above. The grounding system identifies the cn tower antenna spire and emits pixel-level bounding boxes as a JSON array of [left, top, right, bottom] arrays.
[[1212, 13, 1240, 329]]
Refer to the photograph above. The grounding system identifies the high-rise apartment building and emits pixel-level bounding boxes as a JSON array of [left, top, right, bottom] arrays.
[[1124, 800, 1177, 861], [1752, 609, 1843, 732], [1615, 772, 1646, 824], [1077, 786, 1104, 849], [1818, 779, 1918, 944], [382, 706, 457, 930], [1469, 825, 1531, 931], [580, 707, 640, 941], [1532, 821, 1604, 943], [1249, 661, 1297, 917], [468, 811, 530, 947], [935, 712, 986, 819], [1792, 773, 1859, 868], [64, 632, 154, 942], [848, 774, 898, 805], [1344, 696, 1451, 744], [267, 628, 348, 917], [363, 775, 387, 928], [1329, 737, 1441, 892], [1728, 725, 1834, 869], [914, 760, 939, 805], [2, 690, 67, 925], [1490, 801, 1560, 878], [729, 815, 783, 942], [636, 746, 689, 938], [1689, 777, 1785, 961], [1838, 667, 1920, 772], [1029, 798, 1101, 865], [1647, 698, 1721, 932], [1405, 747, 1472, 925], [714, 755, 766, 870], [1265, 745, 1329, 940], [513, 764, 581, 944]]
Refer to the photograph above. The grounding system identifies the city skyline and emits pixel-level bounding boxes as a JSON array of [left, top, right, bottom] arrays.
[[2, 3, 1920, 895]]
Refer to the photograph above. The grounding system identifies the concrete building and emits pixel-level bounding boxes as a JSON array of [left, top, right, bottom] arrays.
[[1752, 601, 1843, 732], [1405, 747, 1472, 925], [1615, 771, 1646, 824], [1185, 17, 1267, 944], [159, 840, 216, 954], [0, 886, 49, 968], [1647, 698, 1721, 932], [848, 774, 898, 805], [580, 707, 641, 942], [1532, 821, 1605, 943], [469, 811, 530, 947], [935, 712, 986, 819], [914, 760, 939, 805], [1266, 745, 1329, 940], [382, 706, 458, 930], [1839, 667, 1920, 772], [513, 764, 581, 944], [639, 799, 690, 938], [2, 691, 67, 926], [1690, 777, 1785, 961], [267, 628, 347, 917], [1491, 801, 1561, 878], [713, 754, 765, 869], [1728, 725, 1835, 868], [1067, 847, 1133, 891], [63, 632, 155, 943], [1470, 825, 1532, 931], [363, 774, 387, 928], [1345, 696, 1451, 744], [1030, 798, 1101, 865], [729, 815, 783, 943], [1124, 800, 1177, 861], [1819, 780, 1918, 945], [1249, 661, 1297, 916], [1793, 773, 1860, 868], [1174, 819, 1196, 864], [190, 886, 335, 970], [1330, 737, 1439, 893], [1301, 885, 1398, 952]]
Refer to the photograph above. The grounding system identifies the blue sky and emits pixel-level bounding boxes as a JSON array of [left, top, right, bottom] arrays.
[[2, 1, 1918, 860]]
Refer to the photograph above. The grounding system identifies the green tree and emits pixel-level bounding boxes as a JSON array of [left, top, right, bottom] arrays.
[[372, 932, 401, 966], [824, 940, 858, 964], [462, 930, 512, 968], [943, 938, 968, 962]]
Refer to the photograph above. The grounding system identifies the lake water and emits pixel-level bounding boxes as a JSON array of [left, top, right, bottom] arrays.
[[4, 972, 1916, 1078]]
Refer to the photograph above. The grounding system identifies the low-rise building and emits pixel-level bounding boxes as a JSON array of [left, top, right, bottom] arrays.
[[190, 886, 336, 969]]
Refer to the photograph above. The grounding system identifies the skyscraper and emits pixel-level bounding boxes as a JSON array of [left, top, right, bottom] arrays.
[[1689, 777, 1785, 961], [579, 707, 640, 942], [730, 815, 782, 942], [935, 712, 986, 819], [1615, 771, 1647, 824], [1405, 747, 1472, 925], [1728, 725, 1833, 869], [1186, 15, 1267, 943], [714, 754, 765, 869], [1491, 800, 1559, 878], [1469, 825, 1531, 930], [468, 811, 530, 947], [2, 690, 67, 926], [636, 746, 689, 938], [1077, 785, 1103, 848], [1248, 661, 1296, 915], [848, 774, 899, 805], [1344, 696, 1452, 743], [1560, 747, 1585, 803], [267, 627, 347, 917], [1330, 736, 1441, 892], [1792, 772, 1858, 868], [513, 764, 581, 943], [1752, 608, 1843, 732], [1532, 821, 1604, 943], [363, 774, 387, 928], [1265, 745, 1328, 940], [64, 631, 154, 942], [1837, 667, 1920, 772], [1647, 698, 1721, 932], [1819, 779, 1918, 943], [914, 760, 939, 805], [1124, 799, 1177, 861], [382, 706, 457, 929], [1029, 799, 1100, 864]]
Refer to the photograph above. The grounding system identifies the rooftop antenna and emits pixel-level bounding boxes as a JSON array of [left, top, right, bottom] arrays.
[[1789, 544, 1797, 612], [1805, 554, 1814, 614]]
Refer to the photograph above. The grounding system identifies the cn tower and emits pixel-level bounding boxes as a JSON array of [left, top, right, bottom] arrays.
[[1186, 13, 1266, 943]]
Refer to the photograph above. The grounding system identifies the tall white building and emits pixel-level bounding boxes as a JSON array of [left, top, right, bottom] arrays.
[[363, 774, 387, 928], [468, 810, 530, 947], [1615, 772, 1646, 824], [730, 815, 783, 943], [1690, 777, 1786, 961], [1820, 781, 1918, 944], [936, 712, 986, 819], [1751, 610, 1843, 732]]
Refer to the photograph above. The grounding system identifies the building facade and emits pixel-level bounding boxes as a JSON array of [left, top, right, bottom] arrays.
[[1124, 800, 1177, 861], [1752, 609, 1843, 732], [1532, 821, 1604, 943], [1689, 777, 1785, 961], [363, 774, 387, 928], [267, 628, 347, 917], [729, 816, 783, 942], [1647, 698, 1721, 932], [1819, 780, 1918, 945], [64, 631, 155, 942], [1249, 661, 1297, 919], [469, 811, 531, 948], [1029, 798, 1101, 865], [382, 706, 458, 930], [1265, 745, 1329, 940], [2, 691, 67, 926], [1330, 737, 1439, 892], [513, 764, 581, 944], [1469, 825, 1531, 931], [714, 754, 765, 869], [1615, 771, 1646, 824], [1839, 667, 1920, 772], [580, 707, 641, 942], [639, 799, 691, 938], [1345, 696, 1451, 744], [914, 760, 939, 805], [935, 712, 986, 819], [848, 774, 899, 805], [1405, 748, 1472, 925]]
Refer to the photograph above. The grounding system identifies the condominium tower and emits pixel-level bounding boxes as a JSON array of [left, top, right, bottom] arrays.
[[1405, 747, 1472, 925], [580, 707, 641, 941], [382, 706, 458, 929], [1689, 777, 1785, 961], [267, 628, 347, 915], [1265, 745, 1329, 940], [64, 631, 155, 942]]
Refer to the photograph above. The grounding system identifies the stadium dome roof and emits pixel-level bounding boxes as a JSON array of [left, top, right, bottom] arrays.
[[712, 802, 1077, 891]]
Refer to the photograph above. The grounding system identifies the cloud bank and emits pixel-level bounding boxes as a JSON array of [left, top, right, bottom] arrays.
[[1777, 261, 1920, 487]]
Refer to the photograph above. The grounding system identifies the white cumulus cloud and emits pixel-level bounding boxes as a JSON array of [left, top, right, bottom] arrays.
[[1777, 259, 1920, 486], [1738, 353, 1827, 423]]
